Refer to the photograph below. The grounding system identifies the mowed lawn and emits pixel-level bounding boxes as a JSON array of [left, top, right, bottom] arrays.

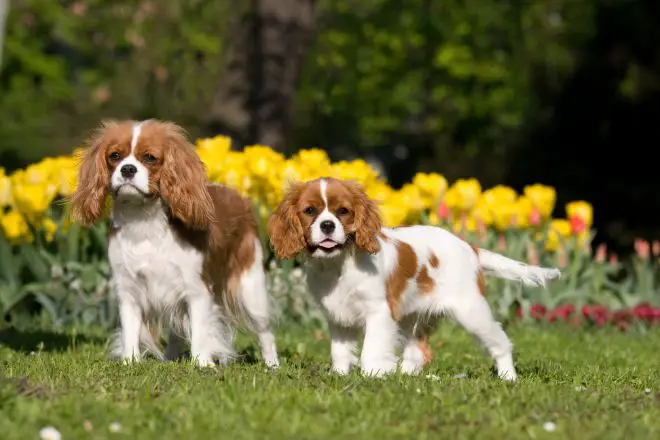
[[1, 323, 659, 440]]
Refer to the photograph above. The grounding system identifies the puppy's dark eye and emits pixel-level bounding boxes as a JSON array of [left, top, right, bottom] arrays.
[[304, 206, 316, 216], [337, 207, 349, 216], [109, 152, 121, 161], [143, 153, 158, 164]]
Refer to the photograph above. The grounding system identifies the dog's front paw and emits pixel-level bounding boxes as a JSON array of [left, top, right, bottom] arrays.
[[193, 356, 217, 369], [499, 369, 517, 381], [121, 355, 141, 365]]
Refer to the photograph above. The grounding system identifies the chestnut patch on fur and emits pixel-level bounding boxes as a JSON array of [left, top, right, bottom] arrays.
[[470, 244, 486, 296], [386, 240, 418, 319], [428, 252, 440, 268], [416, 266, 435, 295]]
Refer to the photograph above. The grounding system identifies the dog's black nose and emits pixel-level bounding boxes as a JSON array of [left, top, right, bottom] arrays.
[[320, 220, 336, 234], [120, 164, 138, 178]]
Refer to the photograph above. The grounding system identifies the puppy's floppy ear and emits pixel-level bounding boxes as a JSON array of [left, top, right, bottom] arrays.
[[69, 121, 113, 226], [267, 183, 306, 259], [159, 122, 214, 230], [344, 180, 382, 254]]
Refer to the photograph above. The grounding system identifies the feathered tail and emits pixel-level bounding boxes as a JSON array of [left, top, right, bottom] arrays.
[[478, 248, 561, 286]]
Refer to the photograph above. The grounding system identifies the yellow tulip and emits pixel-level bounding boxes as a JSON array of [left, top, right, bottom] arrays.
[[379, 201, 409, 228], [41, 218, 58, 242], [1, 210, 31, 244], [12, 183, 58, 221], [543, 219, 572, 252], [196, 135, 232, 155], [292, 149, 332, 171], [471, 197, 493, 227], [566, 201, 593, 234], [23, 161, 52, 185], [452, 214, 477, 233], [524, 184, 556, 218], [398, 184, 427, 211], [412, 172, 448, 205], [482, 185, 517, 206], [514, 195, 535, 229], [448, 178, 482, 212], [330, 159, 380, 187], [366, 181, 395, 204], [491, 201, 517, 231], [427, 211, 440, 225], [0, 168, 12, 207], [243, 145, 285, 179]]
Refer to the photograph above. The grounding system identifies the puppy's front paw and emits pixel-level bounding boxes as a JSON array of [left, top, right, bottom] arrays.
[[265, 357, 280, 370], [331, 364, 352, 375], [400, 360, 423, 376], [361, 361, 397, 378]]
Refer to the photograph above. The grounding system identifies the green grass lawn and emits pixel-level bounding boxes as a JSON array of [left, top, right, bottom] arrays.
[[1, 323, 659, 439]]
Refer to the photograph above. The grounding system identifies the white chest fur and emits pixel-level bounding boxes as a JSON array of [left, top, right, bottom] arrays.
[[108, 199, 205, 316], [305, 252, 384, 327]]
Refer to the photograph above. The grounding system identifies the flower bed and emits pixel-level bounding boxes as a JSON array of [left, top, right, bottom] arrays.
[[0, 135, 658, 329]]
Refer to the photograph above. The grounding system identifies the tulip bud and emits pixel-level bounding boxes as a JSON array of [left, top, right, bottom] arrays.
[[527, 244, 539, 265], [437, 201, 450, 221], [652, 240, 660, 256], [634, 238, 650, 260], [497, 233, 506, 252], [557, 246, 568, 268], [595, 243, 607, 263], [529, 207, 541, 227]]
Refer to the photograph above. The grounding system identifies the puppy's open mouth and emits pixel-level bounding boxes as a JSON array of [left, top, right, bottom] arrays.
[[309, 239, 343, 253]]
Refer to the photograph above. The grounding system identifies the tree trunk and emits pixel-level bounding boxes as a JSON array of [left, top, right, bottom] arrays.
[[0, 0, 8, 70], [207, 0, 317, 150]]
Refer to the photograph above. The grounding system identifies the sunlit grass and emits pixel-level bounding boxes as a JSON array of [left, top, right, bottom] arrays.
[[1, 323, 659, 439]]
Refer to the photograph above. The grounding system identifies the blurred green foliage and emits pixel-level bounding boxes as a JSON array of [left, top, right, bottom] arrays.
[[0, 0, 617, 185], [0, 0, 241, 166], [294, 0, 597, 183]]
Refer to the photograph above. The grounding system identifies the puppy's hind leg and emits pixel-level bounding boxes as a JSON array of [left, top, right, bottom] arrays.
[[446, 284, 517, 381], [236, 238, 280, 368], [400, 318, 437, 375]]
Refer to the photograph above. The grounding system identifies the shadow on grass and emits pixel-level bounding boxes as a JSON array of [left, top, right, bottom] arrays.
[[0, 328, 106, 353]]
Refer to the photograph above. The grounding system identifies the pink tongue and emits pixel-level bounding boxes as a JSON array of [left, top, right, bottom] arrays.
[[318, 239, 337, 249]]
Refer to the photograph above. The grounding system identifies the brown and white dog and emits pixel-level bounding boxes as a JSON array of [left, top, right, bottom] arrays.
[[268, 177, 560, 380], [71, 119, 279, 368]]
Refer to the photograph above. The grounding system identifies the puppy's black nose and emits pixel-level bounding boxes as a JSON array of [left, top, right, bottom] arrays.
[[320, 220, 335, 234], [120, 164, 138, 179]]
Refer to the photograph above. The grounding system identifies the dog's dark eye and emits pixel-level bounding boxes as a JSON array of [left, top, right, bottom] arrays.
[[337, 207, 349, 216], [143, 153, 158, 164], [109, 152, 121, 161], [304, 206, 316, 216]]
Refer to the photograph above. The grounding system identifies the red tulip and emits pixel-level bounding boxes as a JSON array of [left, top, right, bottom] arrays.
[[437, 201, 450, 220], [530, 304, 547, 320], [569, 215, 587, 234]]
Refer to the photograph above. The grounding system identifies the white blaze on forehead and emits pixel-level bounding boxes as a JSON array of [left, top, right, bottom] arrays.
[[319, 178, 328, 208], [130, 122, 144, 153]]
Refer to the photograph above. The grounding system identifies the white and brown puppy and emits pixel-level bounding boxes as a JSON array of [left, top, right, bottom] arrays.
[[71, 119, 279, 368], [268, 177, 560, 380]]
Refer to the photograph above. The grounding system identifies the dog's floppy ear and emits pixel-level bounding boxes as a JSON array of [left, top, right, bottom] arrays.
[[344, 180, 382, 254], [159, 122, 214, 230], [268, 183, 307, 259], [70, 121, 114, 226]]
